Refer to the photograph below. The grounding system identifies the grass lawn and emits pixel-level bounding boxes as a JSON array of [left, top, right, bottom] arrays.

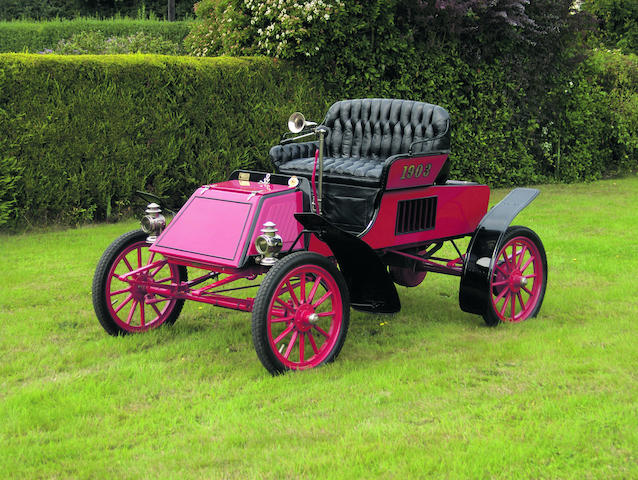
[[1, 177, 636, 479]]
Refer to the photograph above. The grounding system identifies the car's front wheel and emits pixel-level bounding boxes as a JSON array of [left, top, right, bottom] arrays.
[[252, 252, 350, 375]]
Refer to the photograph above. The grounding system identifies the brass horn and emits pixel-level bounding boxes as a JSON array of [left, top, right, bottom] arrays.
[[287, 112, 316, 133]]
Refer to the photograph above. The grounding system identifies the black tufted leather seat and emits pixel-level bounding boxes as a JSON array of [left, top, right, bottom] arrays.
[[270, 98, 451, 187], [269, 99, 451, 233]]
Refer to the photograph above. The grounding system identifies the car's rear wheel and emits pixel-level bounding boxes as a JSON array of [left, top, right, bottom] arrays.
[[483, 226, 547, 326]]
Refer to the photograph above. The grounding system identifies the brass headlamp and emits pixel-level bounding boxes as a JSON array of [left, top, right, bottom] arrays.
[[140, 202, 166, 242], [255, 221, 283, 266]]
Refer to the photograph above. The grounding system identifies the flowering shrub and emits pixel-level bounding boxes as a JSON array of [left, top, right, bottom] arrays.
[[186, 0, 346, 58], [40, 31, 180, 55]]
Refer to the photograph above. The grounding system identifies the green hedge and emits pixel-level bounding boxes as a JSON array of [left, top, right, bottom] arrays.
[[0, 54, 327, 227], [0, 18, 191, 53], [0, 51, 635, 229]]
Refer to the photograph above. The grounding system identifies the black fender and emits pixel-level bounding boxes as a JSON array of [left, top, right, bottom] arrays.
[[459, 188, 540, 315], [294, 213, 401, 314]]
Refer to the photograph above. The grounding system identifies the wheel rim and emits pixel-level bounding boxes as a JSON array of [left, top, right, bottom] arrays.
[[106, 241, 180, 332], [266, 264, 343, 369], [489, 236, 544, 323]]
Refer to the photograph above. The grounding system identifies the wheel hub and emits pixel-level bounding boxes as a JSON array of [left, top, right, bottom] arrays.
[[508, 270, 528, 292], [131, 273, 150, 299], [293, 303, 316, 332]]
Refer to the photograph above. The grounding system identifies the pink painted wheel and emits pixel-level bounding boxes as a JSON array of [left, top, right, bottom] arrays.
[[483, 226, 547, 326], [252, 252, 350, 375], [92, 230, 187, 335]]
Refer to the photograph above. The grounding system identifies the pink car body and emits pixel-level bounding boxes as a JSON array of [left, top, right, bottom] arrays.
[[93, 99, 548, 375]]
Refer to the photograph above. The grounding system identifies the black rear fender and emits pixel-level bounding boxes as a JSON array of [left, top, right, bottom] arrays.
[[459, 188, 540, 315]]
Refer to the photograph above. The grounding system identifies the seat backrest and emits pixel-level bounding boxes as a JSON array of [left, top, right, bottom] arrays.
[[323, 98, 450, 161]]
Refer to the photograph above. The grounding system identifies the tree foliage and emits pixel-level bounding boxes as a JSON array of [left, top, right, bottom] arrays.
[[582, 0, 638, 53], [0, 0, 194, 21]]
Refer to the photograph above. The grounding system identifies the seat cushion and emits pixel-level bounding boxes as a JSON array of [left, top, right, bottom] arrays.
[[278, 156, 384, 186], [324, 99, 451, 159], [270, 99, 451, 187]]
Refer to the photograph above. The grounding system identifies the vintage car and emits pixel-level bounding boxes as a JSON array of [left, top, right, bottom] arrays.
[[92, 98, 548, 375]]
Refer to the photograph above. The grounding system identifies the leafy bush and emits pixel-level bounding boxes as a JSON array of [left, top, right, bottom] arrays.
[[0, 18, 191, 53], [43, 30, 180, 55], [0, 54, 328, 228], [186, 0, 346, 58], [582, 0, 638, 54], [185, 0, 634, 186]]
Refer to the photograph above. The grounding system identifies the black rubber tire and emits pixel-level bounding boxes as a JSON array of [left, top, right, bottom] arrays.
[[482, 226, 547, 327], [92, 230, 187, 336], [251, 252, 350, 375]]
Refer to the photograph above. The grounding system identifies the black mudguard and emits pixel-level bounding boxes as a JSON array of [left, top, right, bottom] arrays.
[[294, 213, 401, 314], [459, 188, 540, 315]]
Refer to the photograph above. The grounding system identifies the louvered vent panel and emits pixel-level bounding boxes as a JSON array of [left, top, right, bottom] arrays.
[[395, 197, 437, 235]]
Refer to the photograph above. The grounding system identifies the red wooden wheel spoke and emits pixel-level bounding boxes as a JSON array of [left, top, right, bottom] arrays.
[[500, 294, 510, 317], [510, 293, 516, 320], [523, 274, 537, 279], [151, 263, 166, 277], [274, 324, 295, 344], [299, 333, 305, 363], [517, 292, 526, 311], [522, 286, 533, 296], [316, 311, 335, 318], [491, 280, 508, 287], [504, 246, 516, 269], [496, 263, 510, 276], [122, 257, 134, 272], [308, 276, 322, 303], [275, 297, 291, 310], [114, 294, 134, 314], [299, 273, 306, 302], [313, 290, 333, 308], [506, 246, 516, 269], [140, 304, 146, 326], [126, 300, 138, 325], [495, 284, 509, 303], [284, 331, 298, 359], [313, 325, 330, 338], [520, 256, 535, 273], [271, 314, 294, 323], [136, 247, 142, 268], [110, 287, 131, 296], [516, 246, 527, 268], [151, 303, 162, 317], [307, 331, 319, 354], [286, 280, 300, 307], [147, 252, 156, 265]]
